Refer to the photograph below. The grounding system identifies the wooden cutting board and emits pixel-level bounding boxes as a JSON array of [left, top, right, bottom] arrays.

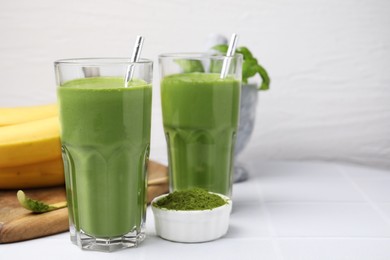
[[0, 160, 168, 244]]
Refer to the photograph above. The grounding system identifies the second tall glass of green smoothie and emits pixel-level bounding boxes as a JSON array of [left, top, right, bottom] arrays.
[[55, 58, 153, 252], [159, 53, 242, 197]]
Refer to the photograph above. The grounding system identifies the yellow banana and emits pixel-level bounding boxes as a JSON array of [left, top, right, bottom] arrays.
[[0, 159, 64, 189], [0, 117, 61, 168], [0, 104, 58, 126]]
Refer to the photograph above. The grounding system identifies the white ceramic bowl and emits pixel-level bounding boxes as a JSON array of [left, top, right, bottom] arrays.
[[151, 193, 232, 243]]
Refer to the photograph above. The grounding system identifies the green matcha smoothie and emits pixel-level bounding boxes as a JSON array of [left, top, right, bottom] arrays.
[[58, 77, 152, 238], [161, 73, 240, 196]]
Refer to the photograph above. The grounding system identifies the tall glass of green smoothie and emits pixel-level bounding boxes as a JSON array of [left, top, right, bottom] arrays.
[[159, 53, 242, 197], [55, 58, 153, 252]]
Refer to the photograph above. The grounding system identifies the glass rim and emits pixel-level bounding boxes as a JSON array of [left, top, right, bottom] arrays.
[[158, 52, 243, 60], [54, 57, 153, 66]]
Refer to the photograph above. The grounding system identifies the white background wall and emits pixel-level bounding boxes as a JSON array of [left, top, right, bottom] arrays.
[[1, 0, 389, 169]]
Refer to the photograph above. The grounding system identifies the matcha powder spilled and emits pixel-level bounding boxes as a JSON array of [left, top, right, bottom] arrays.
[[153, 188, 228, 210]]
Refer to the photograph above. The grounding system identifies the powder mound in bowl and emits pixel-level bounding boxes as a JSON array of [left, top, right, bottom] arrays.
[[152, 188, 227, 211]]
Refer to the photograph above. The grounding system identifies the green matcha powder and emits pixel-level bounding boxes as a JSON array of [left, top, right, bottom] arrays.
[[153, 188, 228, 210]]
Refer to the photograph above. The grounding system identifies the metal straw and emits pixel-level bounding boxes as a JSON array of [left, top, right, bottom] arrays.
[[124, 35, 144, 87], [220, 33, 238, 79]]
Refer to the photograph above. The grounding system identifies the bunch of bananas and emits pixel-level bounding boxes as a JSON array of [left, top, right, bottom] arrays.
[[0, 104, 64, 189]]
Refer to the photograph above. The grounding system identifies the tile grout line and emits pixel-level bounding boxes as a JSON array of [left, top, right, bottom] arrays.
[[254, 180, 285, 260], [337, 165, 390, 228]]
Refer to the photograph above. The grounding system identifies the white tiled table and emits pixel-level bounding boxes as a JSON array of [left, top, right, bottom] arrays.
[[2, 161, 390, 259]]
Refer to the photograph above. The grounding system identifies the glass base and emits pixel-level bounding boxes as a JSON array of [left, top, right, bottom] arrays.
[[69, 227, 145, 252], [233, 162, 249, 183]]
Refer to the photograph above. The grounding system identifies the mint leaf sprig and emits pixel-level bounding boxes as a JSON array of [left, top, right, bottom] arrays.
[[213, 45, 270, 90]]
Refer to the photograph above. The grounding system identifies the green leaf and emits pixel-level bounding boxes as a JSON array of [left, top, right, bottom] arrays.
[[212, 44, 229, 53], [211, 44, 271, 91], [236, 47, 254, 60], [256, 64, 270, 90], [174, 59, 205, 73], [242, 59, 259, 83]]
